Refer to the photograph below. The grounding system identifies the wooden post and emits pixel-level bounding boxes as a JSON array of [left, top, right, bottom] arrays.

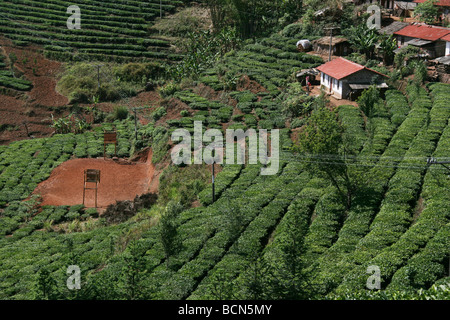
[[103, 131, 117, 159], [83, 169, 100, 208]]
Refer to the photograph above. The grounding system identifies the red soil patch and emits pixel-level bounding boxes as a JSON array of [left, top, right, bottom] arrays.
[[33, 149, 158, 209], [236, 75, 268, 94], [0, 38, 70, 145]]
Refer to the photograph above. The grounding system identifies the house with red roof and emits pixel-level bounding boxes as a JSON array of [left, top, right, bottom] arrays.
[[413, 0, 450, 19], [394, 23, 450, 58], [443, 33, 450, 55], [316, 57, 389, 100]]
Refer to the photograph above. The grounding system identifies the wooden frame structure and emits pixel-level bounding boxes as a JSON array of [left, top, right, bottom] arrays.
[[83, 169, 100, 208], [103, 131, 117, 159]]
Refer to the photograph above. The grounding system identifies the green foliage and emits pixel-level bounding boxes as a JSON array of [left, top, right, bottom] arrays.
[[113, 106, 129, 121], [57, 63, 139, 103], [159, 201, 183, 268], [378, 34, 397, 65], [51, 113, 90, 134], [0, 0, 180, 62], [207, 0, 303, 38], [344, 23, 379, 59], [114, 62, 165, 83], [158, 82, 181, 98], [413, 60, 427, 85], [151, 107, 167, 122], [357, 85, 382, 118], [167, 26, 241, 80], [414, 0, 439, 24]]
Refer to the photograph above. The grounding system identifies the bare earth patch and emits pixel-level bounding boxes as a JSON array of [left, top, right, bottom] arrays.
[[33, 149, 158, 209]]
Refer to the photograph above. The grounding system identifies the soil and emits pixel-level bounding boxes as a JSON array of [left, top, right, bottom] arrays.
[[236, 75, 268, 94], [0, 38, 70, 145], [33, 148, 158, 210]]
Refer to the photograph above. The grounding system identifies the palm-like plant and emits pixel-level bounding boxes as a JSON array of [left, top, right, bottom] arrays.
[[346, 24, 380, 60], [379, 34, 397, 65]]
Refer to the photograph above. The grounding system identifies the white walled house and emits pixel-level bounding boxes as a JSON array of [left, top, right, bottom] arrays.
[[444, 34, 450, 55], [316, 57, 389, 100], [394, 24, 450, 58]]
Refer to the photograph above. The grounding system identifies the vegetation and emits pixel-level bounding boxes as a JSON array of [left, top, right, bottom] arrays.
[[0, 52, 32, 91], [414, 0, 440, 25], [0, 0, 449, 303], [0, 0, 183, 62]]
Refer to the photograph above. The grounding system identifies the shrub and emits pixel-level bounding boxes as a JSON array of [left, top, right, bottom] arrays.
[[152, 107, 167, 121], [113, 106, 129, 120], [159, 82, 181, 98], [114, 62, 165, 83], [180, 110, 190, 117]]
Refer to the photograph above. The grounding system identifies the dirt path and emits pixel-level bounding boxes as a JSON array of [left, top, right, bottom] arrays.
[[33, 149, 157, 209]]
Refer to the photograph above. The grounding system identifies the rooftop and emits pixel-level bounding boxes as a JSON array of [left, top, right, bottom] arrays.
[[313, 37, 349, 46], [394, 24, 450, 41], [413, 0, 450, 6], [316, 57, 388, 80], [379, 21, 409, 35]]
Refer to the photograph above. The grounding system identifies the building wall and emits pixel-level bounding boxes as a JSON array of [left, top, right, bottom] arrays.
[[446, 41, 450, 56], [320, 72, 344, 99], [345, 69, 384, 84], [320, 69, 386, 100]]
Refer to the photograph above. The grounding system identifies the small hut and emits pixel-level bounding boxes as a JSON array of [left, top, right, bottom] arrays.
[[312, 37, 352, 56]]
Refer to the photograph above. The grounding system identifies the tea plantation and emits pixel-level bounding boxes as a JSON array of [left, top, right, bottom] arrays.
[[0, 1, 449, 300], [0, 0, 183, 61]]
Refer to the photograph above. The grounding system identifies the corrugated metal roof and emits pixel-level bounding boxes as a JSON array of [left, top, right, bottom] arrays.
[[394, 24, 450, 41], [434, 55, 450, 65], [316, 57, 388, 80], [349, 83, 389, 90], [442, 34, 450, 42], [404, 38, 434, 46], [413, 0, 450, 6], [379, 21, 409, 35]]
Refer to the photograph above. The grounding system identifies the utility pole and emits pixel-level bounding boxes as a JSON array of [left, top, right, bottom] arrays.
[[324, 26, 339, 62], [92, 64, 104, 90], [212, 158, 215, 203], [202, 141, 220, 204], [134, 109, 138, 141], [132, 107, 145, 141]]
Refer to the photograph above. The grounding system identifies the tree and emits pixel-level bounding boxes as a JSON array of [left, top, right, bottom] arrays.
[[206, 0, 303, 38], [119, 241, 150, 300], [414, 0, 440, 25], [413, 60, 428, 85], [295, 108, 361, 210], [159, 201, 183, 268], [34, 268, 59, 300], [378, 34, 397, 65], [345, 23, 379, 60], [357, 85, 381, 118], [263, 208, 317, 299]]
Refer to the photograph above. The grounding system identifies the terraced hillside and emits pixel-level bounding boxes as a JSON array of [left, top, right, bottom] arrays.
[[200, 33, 323, 94], [0, 0, 183, 62], [0, 49, 32, 91], [0, 9, 449, 299], [1, 81, 449, 299]]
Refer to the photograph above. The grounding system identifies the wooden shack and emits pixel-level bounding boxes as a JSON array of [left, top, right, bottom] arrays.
[[312, 37, 352, 57]]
